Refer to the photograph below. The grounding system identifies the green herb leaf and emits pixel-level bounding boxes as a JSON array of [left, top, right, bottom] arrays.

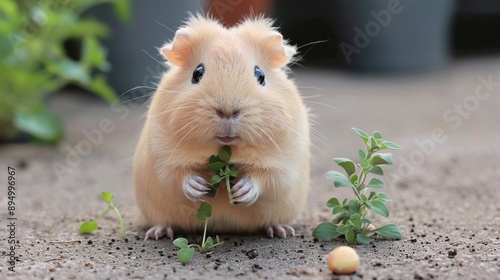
[[196, 202, 212, 220], [356, 233, 371, 245], [369, 166, 384, 175], [228, 165, 238, 177], [352, 128, 369, 143], [178, 247, 195, 265], [367, 178, 385, 189], [13, 107, 63, 144], [210, 175, 223, 184], [79, 221, 98, 234], [358, 149, 366, 159], [101, 192, 113, 203], [205, 236, 214, 247], [369, 136, 378, 150], [332, 213, 349, 224], [218, 146, 231, 162], [173, 238, 189, 249], [346, 228, 356, 244], [337, 224, 347, 234], [325, 171, 355, 188], [349, 174, 359, 184], [374, 224, 402, 240], [350, 214, 362, 229], [332, 205, 344, 214], [371, 153, 393, 166], [361, 218, 372, 225], [366, 200, 389, 217], [373, 131, 382, 139], [376, 192, 392, 201], [348, 199, 360, 214], [380, 141, 403, 150], [209, 155, 219, 164], [207, 162, 225, 171], [326, 197, 341, 208], [333, 158, 356, 177], [206, 185, 218, 197], [312, 222, 341, 241]]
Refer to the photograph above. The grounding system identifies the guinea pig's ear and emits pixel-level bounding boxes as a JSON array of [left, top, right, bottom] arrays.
[[160, 29, 191, 67], [237, 19, 297, 68], [265, 31, 297, 68]]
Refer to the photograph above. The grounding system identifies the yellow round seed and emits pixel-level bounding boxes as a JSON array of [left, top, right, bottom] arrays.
[[327, 246, 360, 274]]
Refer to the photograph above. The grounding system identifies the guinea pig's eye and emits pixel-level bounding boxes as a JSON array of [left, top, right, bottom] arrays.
[[192, 63, 205, 84], [254, 65, 265, 86]]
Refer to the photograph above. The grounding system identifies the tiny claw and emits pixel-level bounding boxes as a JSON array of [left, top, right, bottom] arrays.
[[144, 226, 174, 241], [266, 225, 295, 239]]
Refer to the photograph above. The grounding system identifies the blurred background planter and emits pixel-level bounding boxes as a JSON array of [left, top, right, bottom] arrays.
[[89, 1, 200, 100], [330, 0, 457, 72], [0, 0, 130, 144]]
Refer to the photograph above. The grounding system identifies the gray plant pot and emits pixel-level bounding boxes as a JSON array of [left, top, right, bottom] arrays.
[[330, 0, 457, 72], [90, 2, 201, 99]]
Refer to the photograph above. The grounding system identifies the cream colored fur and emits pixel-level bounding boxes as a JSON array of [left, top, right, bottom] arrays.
[[133, 15, 310, 234]]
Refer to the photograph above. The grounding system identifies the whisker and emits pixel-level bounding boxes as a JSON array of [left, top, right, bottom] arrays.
[[141, 49, 168, 68]]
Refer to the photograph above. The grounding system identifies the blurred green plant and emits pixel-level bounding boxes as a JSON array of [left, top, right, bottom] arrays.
[[0, 0, 130, 144]]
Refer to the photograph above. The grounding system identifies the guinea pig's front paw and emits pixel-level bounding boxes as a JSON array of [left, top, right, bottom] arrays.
[[232, 177, 259, 206], [182, 175, 210, 202]]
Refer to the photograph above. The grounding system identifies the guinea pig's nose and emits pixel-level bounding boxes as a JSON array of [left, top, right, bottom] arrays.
[[216, 108, 240, 119]]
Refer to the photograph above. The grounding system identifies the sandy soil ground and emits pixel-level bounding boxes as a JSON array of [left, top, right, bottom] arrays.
[[1, 57, 500, 279]]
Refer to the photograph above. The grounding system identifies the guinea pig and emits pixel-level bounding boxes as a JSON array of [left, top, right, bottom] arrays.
[[133, 14, 310, 239]]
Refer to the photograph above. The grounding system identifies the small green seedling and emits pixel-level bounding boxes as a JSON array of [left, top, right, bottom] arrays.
[[313, 128, 403, 245], [173, 202, 224, 265], [79, 192, 125, 237], [207, 145, 238, 204], [172, 146, 236, 264]]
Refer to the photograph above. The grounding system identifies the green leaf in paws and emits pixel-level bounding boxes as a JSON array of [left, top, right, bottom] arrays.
[[367, 178, 385, 189], [333, 158, 356, 177], [218, 146, 231, 162], [209, 155, 219, 164], [325, 171, 354, 188], [79, 221, 98, 233], [196, 202, 212, 220], [312, 222, 341, 241], [228, 165, 238, 178], [178, 247, 195, 265], [374, 224, 402, 240], [207, 162, 225, 171], [210, 175, 223, 184], [101, 192, 113, 203], [173, 238, 189, 249], [206, 185, 218, 197]]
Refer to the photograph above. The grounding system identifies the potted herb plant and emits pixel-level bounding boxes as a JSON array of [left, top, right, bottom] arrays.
[[0, 0, 130, 144]]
